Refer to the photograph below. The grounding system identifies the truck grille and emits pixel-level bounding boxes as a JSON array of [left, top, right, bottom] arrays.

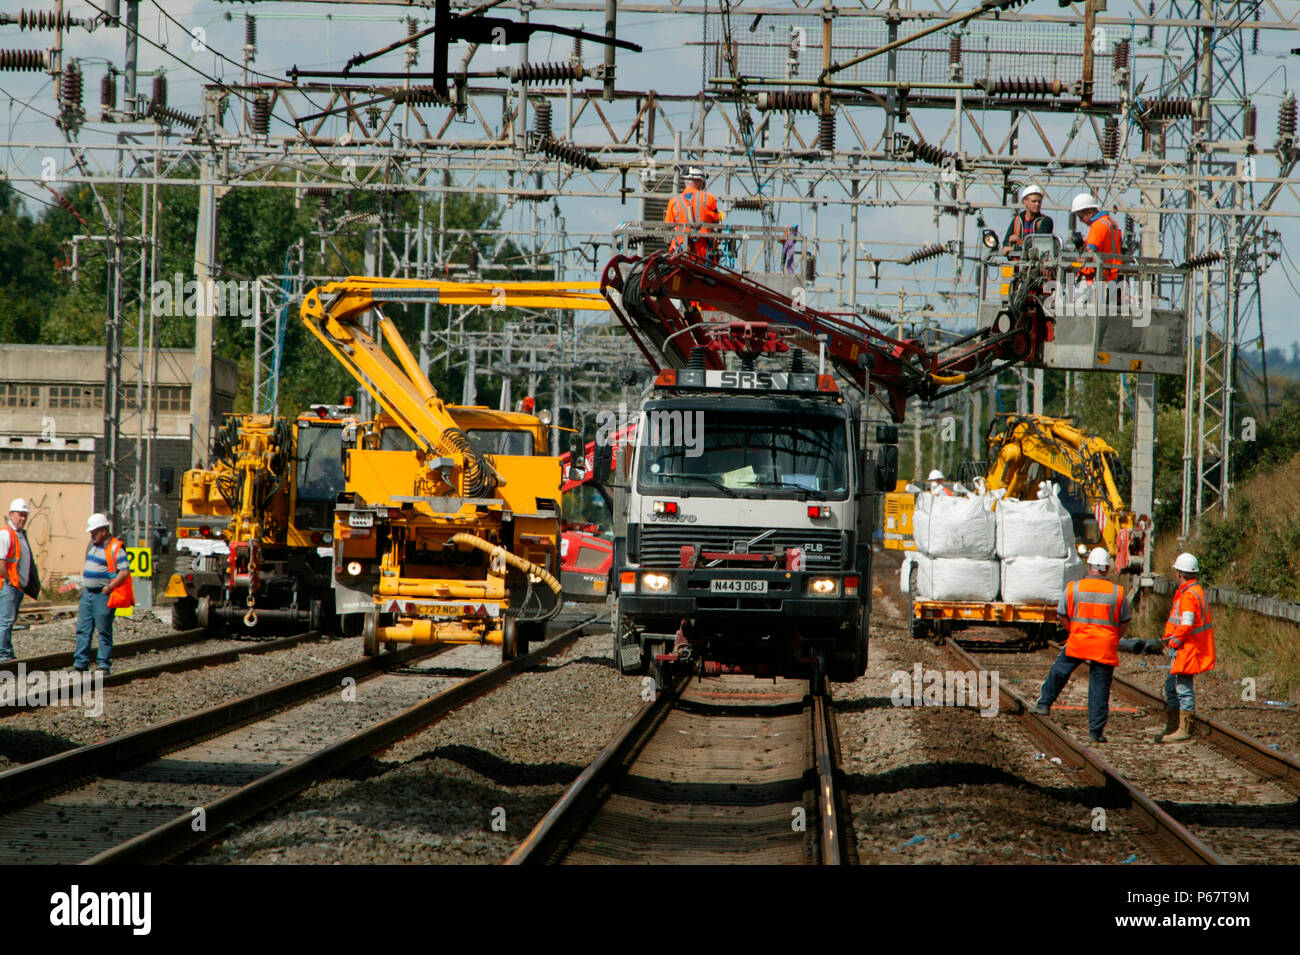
[[638, 525, 846, 569]]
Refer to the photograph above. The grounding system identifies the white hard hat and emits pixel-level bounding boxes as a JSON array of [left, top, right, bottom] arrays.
[[1087, 547, 1111, 569], [927, 469, 945, 481], [1019, 184, 1045, 201], [1070, 192, 1100, 214], [1173, 552, 1200, 574], [86, 513, 110, 533], [8, 498, 29, 514], [685, 166, 706, 181]]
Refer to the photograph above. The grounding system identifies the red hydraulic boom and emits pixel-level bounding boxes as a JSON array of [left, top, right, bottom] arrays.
[[600, 252, 1056, 421]]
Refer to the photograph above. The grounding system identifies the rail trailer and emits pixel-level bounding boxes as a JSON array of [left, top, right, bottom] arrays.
[[905, 591, 1062, 649], [166, 405, 352, 634]]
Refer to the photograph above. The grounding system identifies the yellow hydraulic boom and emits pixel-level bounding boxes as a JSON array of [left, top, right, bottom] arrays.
[[300, 276, 605, 658]]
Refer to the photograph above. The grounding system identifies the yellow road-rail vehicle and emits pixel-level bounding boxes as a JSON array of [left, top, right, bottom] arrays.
[[167, 404, 353, 633], [301, 277, 605, 658]]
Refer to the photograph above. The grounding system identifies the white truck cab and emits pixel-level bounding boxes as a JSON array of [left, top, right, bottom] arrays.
[[611, 362, 889, 683]]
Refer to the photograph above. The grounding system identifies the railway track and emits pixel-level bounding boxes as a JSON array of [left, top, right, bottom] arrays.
[[939, 640, 1300, 865], [15, 601, 78, 626], [0, 627, 212, 677], [0, 614, 595, 863], [0, 630, 324, 717], [507, 672, 855, 865]]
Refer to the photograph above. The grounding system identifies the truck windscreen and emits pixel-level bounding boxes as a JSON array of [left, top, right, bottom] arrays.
[[637, 410, 848, 499]]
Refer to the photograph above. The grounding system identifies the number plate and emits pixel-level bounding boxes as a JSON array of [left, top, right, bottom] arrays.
[[348, 512, 374, 528], [710, 579, 768, 594]]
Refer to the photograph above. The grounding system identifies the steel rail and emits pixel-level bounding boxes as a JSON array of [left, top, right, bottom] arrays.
[[507, 673, 685, 865], [943, 640, 1225, 865], [509, 674, 852, 865], [0, 630, 324, 717], [812, 688, 848, 866], [1107, 670, 1300, 794], [84, 615, 597, 864]]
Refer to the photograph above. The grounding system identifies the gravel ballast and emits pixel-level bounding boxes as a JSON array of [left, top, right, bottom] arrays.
[[194, 629, 638, 864]]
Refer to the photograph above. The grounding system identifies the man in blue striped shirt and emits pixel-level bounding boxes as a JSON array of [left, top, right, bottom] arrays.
[[75, 513, 130, 673]]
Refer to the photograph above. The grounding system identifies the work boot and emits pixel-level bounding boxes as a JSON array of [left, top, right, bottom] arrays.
[[1153, 708, 1179, 743], [1161, 710, 1194, 743], [1030, 702, 1051, 716]]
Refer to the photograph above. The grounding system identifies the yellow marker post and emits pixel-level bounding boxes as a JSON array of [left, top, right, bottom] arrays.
[[116, 546, 153, 617]]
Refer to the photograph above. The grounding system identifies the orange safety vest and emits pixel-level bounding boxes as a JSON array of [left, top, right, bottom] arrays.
[[1064, 576, 1124, 666], [665, 187, 720, 259], [1007, 212, 1050, 246], [1080, 212, 1122, 283], [1, 526, 20, 588], [1164, 581, 1215, 675]]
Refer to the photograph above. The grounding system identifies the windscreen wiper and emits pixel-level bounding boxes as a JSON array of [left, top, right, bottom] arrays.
[[771, 481, 826, 500], [674, 473, 740, 498]]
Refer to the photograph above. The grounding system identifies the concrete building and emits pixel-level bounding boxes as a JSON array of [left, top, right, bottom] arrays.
[[0, 345, 238, 585]]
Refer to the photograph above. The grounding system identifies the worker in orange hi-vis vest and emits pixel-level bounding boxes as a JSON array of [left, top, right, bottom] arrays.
[[1069, 192, 1122, 284], [1155, 552, 1216, 744], [1001, 183, 1054, 254], [665, 167, 721, 261], [0, 498, 39, 662], [1031, 547, 1130, 742]]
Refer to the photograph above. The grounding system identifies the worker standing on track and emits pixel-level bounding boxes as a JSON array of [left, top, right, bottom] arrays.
[[1069, 192, 1122, 285], [74, 513, 130, 674], [1002, 184, 1054, 254], [1031, 547, 1129, 742], [665, 167, 722, 261], [1156, 552, 1216, 744], [927, 469, 953, 496], [0, 498, 39, 662]]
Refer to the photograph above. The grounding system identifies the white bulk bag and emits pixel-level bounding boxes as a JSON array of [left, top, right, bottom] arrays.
[[995, 481, 1075, 559], [912, 487, 997, 559], [1000, 552, 1086, 604], [913, 553, 1000, 602]]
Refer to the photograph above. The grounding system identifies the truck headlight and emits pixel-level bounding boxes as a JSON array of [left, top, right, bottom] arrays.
[[641, 572, 672, 593], [346, 561, 363, 577], [808, 577, 839, 596]]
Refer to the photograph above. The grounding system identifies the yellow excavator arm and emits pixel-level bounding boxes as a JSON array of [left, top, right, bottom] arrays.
[[300, 276, 606, 498], [984, 414, 1144, 570]]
